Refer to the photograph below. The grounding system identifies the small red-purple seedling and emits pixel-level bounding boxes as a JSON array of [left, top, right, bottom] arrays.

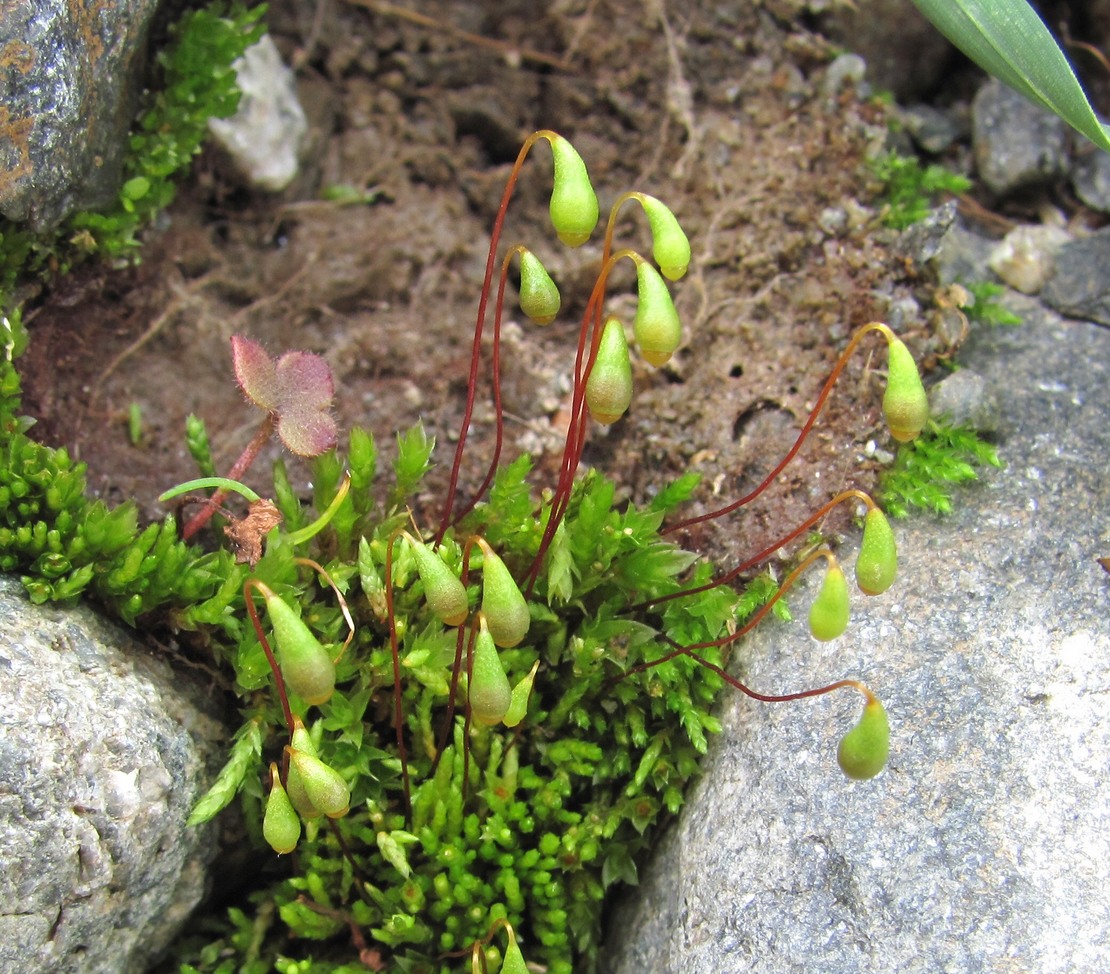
[[182, 335, 338, 540]]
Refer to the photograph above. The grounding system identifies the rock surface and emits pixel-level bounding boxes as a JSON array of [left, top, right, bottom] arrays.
[[927, 367, 1000, 433], [898, 103, 965, 155], [604, 293, 1110, 971], [988, 224, 1071, 296], [1041, 226, 1110, 327], [0, 0, 160, 229], [0, 575, 230, 973], [1071, 145, 1110, 213], [972, 78, 1069, 195], [818, 0, 954, 101]]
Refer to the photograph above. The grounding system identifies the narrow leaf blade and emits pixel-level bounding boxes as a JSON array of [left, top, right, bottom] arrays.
[[913, 0, 1110, 151]]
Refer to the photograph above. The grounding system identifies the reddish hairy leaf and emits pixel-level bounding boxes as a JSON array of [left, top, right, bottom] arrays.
[[230, 336, 338, 457]]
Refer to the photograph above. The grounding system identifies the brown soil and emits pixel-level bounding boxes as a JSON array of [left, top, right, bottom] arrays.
[[18, 0, 947, 574]]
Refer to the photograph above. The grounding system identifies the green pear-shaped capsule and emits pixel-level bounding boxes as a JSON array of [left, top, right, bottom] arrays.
[[549, 135, 599, 247], [500, 938, 529, 974], [519, 249, 561, 325], [407, 535, 469, 626], [503, 659, 540, 728], [478, 542, 530, 648], [855, 507, 897, 596], [263, 589, 335, 705], [837, 697, 890, 780], [469, 617, 512, 726], [639, 194, 691, 281], [883, 338, 929, 443], [263, 762, 301, 854], [285, 719, 322, 819], [586, 316, 633, 425], [287, 747, 350, 819], [808, 559, 850, 641], [633, 261, 682, 367]]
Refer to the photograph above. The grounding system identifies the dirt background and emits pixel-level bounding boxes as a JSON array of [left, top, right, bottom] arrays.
[[18, 0, 969, 570]]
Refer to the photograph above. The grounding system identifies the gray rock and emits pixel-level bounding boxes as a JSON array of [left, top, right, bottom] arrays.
[[884, 295, 921, 332], [972, 79, 1069, 195], [817, 207, 848, 237], [987, 223, 1071, 295], [931, 220, 994, 286], [605, 304, 1110, 972], [0, 0, 160, 229], [1070, 146, 1110, 213], [208, 35, 307, 193], [896, 200, 957, 266], [818, 0, 954, 101], [822, 54, 868, 97], [1042, 226, 1110, 326], [899, 103, 965, 155], [0, 575, 230, 973], [927, 367, 1001, 432]]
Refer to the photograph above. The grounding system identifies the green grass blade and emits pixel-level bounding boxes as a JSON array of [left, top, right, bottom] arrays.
[[913, 0, 1110, 152]]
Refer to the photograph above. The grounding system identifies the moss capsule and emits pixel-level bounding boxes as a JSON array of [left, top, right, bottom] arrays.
[[500, 938, 529, 974], [808, 558, 850, 641], [287, 747, 350, 819], [519, 249, 561, 325], [503, 659, 540, 728], [407, 535, 469, 626], [856, 507, 897, 596], [883, 338, 929, 443], [633, 261, 682, 367], [837, 697, 890, 780], [469, 617, 512, 726], [263, 589, 335, 705], [263, 762, 301, 854], [585, 316, 634, 425], [639, 194, 690, 281], [549, 135, 599, 247], [284, 719, 322, 819], [478, 542, 530, 648]]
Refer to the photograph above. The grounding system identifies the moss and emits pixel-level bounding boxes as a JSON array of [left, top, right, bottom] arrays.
[[167, 427, 760, 972], [2, 301, 759, 972], [1, 125, 935, 972], [879, 419, 1003, 518], [868, 150, 971, 230]]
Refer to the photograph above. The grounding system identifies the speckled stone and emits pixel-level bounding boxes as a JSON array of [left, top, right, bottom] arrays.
[[988, 224, 1071, 295], [899, 102, 965, 155], [604, 301, 1110, 973], [1042, 226, 1110, 326], [0, 576, 230, 973], [972, 79, 1069, 195], [928, 367, 1000, 432], [0, 0, 161, 229], [1071, 145, 1110, 214]]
